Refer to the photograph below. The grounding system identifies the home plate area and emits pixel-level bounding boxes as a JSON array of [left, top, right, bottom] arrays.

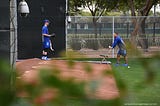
[[16, 58, 119, 101]]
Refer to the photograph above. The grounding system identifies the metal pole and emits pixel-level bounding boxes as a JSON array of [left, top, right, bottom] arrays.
[[127, 22, 129, 38], [153, 3, 156, 42], [65, 0, 68, 52], [10, 0, 17, 89], [112, 16, 115, 58], [10, 0, 17, 67]]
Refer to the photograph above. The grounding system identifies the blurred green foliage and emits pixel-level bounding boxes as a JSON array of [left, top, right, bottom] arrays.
[[0, 60, 16, 106], [0, 51, 160, 106]]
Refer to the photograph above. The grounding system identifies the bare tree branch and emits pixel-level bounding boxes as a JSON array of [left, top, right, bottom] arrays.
[[139, 0, 154, 16], [128, 0, 136, 16]]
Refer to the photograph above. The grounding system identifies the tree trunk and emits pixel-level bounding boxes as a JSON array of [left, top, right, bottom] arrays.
[[92, 16, 99, 50], [137, 17, 148, 51], [129, 0, 153, 52], [93, 17, 98, 38], [130, 18, 138, 47], [131, 17, 148, 51]]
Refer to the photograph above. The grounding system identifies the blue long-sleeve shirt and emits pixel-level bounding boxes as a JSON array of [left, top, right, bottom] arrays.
[[42, 25, 50, 42], [112, 35, 126, 50]]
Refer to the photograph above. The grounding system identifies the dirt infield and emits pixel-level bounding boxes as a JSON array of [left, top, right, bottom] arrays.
[[16, 58, 119, 101]]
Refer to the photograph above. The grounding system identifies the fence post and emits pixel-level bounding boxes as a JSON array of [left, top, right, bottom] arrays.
[[112, 16, 115, 58], [10, 0, 17, 67]]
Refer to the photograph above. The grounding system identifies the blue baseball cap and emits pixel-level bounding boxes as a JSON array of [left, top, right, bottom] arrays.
[[44, 19, 50, 23]]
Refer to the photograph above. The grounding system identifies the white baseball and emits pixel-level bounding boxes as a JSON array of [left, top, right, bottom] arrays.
[[109, 46, 112, 48], [128, 66, 130, 68]]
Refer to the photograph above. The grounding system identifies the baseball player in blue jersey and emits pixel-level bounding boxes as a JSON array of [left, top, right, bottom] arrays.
[[109, 32, 128, 66], [41, 19, 54, 60]]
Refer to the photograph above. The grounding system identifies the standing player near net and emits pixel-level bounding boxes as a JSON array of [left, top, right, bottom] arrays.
[[41, 19, 54, 60], [109, 32, 128, 66]]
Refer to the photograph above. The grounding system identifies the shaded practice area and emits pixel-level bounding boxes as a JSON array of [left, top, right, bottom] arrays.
[[16, 58, 119, 103]]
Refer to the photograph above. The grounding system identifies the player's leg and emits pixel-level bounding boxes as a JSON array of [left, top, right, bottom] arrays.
[[42, 41, 46, 59], [114, 54, 120, 66], [116, 50, 121, 64], [122, 50, 128, 66], [42, 48, 50, 60], [117, 54, 120, 64], [42, 41, 50, 60], [42, 49, 47, 60], [124, 55, 128, 64], [42, 50, 45, 59], [42, 50, 47, 55]]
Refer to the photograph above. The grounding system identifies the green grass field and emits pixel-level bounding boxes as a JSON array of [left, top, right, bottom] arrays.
[[68, 57, 160, 105], [110, 58, 160, 105]]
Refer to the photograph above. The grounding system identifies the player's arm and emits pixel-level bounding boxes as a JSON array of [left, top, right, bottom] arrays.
[[42, 27, 53, 37], [42, 33, 52, 37], [112, 38, 118, 48], [109, 38, 118, 49]]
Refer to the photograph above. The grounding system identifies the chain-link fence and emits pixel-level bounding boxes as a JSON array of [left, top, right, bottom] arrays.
[[66, 16, 160, 58]]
